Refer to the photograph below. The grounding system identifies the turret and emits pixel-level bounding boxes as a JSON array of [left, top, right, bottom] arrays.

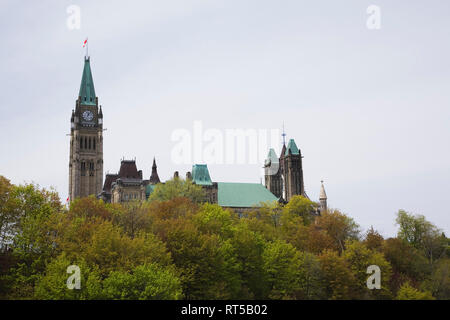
[[319, 180, 327, 213]]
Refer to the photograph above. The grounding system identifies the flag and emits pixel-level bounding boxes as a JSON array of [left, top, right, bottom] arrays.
[[66, 196, 69, 202], [83, 38, 88, 47]]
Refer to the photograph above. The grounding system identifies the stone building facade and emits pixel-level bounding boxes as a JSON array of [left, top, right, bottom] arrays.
[[100, 159, 161, 204]]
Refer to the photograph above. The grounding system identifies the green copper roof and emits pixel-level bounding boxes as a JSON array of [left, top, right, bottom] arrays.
[[192, 164, 213, 186], [265, 148, 279, 166], [218, 182, 278, 208], [79, 57, 96, 105], [285, 139, 300, 156], [145, 184, 156, 198]]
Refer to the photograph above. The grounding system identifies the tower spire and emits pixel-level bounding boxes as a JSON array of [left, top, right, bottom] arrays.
[[149, 157, 161, 184], [282, 122, 286, 146], [79, 56, 96, 105]]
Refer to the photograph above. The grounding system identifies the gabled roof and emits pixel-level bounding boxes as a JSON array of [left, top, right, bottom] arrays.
[[79, 57, 96, 105], [285, 139, 300, 156], [192, 164, 213, 186], [218, 182, 278, 208]]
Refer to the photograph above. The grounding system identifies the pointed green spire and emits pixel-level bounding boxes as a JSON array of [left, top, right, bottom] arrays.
[[79, 57, 96, 105], [285, 139, 300, 156]]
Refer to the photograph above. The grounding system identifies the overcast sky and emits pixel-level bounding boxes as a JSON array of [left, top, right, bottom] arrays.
[[1, 0, 449, 237]]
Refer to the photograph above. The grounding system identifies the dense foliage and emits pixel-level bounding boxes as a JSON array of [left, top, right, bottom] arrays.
[[0, 175, 448, 300]]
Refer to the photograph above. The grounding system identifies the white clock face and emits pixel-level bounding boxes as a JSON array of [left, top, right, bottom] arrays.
[[82, 110, 94, 121]]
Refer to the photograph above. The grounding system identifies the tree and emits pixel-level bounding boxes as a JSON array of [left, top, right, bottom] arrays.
[[193, 203, 237, 239], [319, 249, 357, 299], [422, 258, 450, 300], [343, 240, 392, 299], [382, 238, 430, 293], [34, 253, 102, 300], [163, 218, 241, 299], [282, 195, 317, 226], [315, 210, 360, 254], [296, 251, 324, 299], [148, 178, 206, 203], [102, 263, 183, 300], [6, 182, 61, 298], [262, 240, 303, 299], [396, 281, 435, 300], [396, 210, 446, 265], [363, 226, 384, 252], [230, 224, 267, 299], [0, 176, 18, 249], [112, 201, 151, 239]]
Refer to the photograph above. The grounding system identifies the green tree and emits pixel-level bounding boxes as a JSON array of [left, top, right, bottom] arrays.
[[282, 195, 317, 226], [34, 253, 102, 300], [102, 263, 183, 300], [6, 183, 61, 298], [193, 203, 237, 239], [262, 240, 302, 299], [0, 176, 18, 248], [112, 201, 151, 239], [422, 258, 450, 300], [148, 178, 206, 203], [396, 210, 446, 265], [363, 226, 384, 252], [319, 249, 357, 299], [382, 238, 430, 293], [396, 281, 435, 300], [315, 210, 360, 253], [230, 224, 267, 299], [296, 251, 324, 299], [343, 240, 392, 299], [163, 218, 241, 299]]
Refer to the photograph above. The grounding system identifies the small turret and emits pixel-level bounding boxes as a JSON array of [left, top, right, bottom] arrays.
[[149, 157, 161, 184], [319, 180, 327, 213], [98, 105, 103, 125]]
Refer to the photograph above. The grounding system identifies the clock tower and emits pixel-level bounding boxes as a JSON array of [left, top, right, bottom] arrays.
[[69, 56, 103, 201]]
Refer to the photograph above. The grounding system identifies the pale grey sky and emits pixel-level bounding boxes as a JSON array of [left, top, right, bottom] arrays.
[[1, 0, 449, 237]]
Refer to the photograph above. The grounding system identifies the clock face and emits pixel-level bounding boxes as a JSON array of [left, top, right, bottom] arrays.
[[82, 110, 94, 121]]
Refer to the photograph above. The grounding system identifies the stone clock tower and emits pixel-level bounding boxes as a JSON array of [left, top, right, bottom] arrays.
[[68, 56, 103, 201]]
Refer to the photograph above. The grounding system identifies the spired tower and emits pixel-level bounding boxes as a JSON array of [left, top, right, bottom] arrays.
[[68, 56, 103, 201], [264, 137, 307, 202], [281, 139, 306, 201]]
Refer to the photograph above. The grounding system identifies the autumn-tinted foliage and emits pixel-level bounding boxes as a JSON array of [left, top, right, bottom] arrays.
[[0, 176, 448, 300]]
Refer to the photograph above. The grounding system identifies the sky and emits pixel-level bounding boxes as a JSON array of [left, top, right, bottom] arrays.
[[1, 0, 449, 237]]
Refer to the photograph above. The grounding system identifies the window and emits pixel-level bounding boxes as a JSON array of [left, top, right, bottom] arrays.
[[81, 162, 86, 176], [89, 162, 94, 176], [80, 136, 83, 149], [93, 138, 96, 150]]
